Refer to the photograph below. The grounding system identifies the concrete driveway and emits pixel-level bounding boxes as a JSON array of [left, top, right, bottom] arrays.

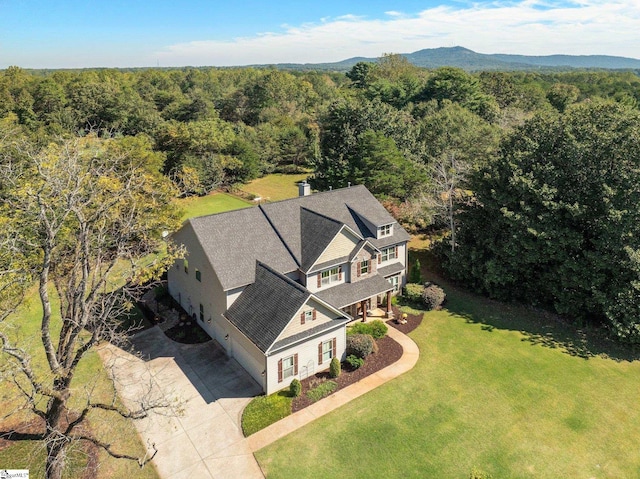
[[99, 327, 264, 479]]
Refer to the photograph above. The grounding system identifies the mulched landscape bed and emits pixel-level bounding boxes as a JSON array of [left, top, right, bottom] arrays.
[[387, 306, 423, 334], [164, 320, 211, 344], [292, 334, 403, 412]]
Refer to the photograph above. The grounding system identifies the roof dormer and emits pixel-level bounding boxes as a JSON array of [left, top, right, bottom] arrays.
[[377, 223, 393, 239]]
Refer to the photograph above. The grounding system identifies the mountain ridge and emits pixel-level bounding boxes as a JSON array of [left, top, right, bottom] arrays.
[[253, 46, 640, 72]]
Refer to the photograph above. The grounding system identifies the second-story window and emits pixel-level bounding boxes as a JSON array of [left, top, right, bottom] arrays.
[[380, 246, 398, 262], [321, 267, 341, 286], [360, 259, 369, 275], [379, 224, 392, 237]]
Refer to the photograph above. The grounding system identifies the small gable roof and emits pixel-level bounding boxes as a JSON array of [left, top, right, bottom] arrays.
[[300, 207, 345, 272], [224, 262, 310, 353], [224, 262, 348, 354]]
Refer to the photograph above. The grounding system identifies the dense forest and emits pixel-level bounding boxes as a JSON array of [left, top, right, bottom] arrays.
[[1, 56, 640, 342]]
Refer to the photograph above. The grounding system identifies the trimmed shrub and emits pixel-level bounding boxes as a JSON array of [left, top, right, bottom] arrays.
[[422, 282, 446, 310], [329, 357, 341, 378], [369, 320, 388, 339], [289, 378, 301, 397], [409, 258, 423, 284], [404, 283, 424, 303], [346, 354, 364, 369], [346, 333, 375, 359], [348, 320, 388, 339]]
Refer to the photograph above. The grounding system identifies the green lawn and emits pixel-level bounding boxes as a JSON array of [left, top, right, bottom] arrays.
[[239, 173, 310, 202], [255, 282, 640, 478], [176, 192, 251, 221]]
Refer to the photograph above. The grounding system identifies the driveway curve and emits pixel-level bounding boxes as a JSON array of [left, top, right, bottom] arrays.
[[99, 324, 419, 479]]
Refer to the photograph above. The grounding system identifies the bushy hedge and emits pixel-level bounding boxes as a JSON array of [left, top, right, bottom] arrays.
[[404, 283, 424, 303], [348, 319, 388, 339], [346, 354, 364, 369], [423, 282, 446, 310], [329, 357, 341, 378], [346, 333, 375, 359], [289, 378, 301, 397]]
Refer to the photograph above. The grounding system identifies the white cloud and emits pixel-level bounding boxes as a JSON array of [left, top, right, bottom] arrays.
[[156, 0, 640, 66]]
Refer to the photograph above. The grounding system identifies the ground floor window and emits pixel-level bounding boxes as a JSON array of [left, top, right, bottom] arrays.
[[319, 338, 337, 365], [282, 356, 295, 379], [322, 340, 333, 363], [389, 275, 400, 292], [278, 354, 298, 383]]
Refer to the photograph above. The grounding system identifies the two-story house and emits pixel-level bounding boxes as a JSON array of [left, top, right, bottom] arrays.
[[167, 184, 409, 394]]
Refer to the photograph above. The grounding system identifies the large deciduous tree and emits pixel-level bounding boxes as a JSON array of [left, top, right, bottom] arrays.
[[445, 101, 640, 341], [0, 134, 182, 478]]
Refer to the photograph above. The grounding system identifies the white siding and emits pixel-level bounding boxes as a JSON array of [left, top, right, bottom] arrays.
[[168, 224, 227, 342], [278, 300, 336, 340], [226, 323, 266, 390], [265, 326, 347, 394]]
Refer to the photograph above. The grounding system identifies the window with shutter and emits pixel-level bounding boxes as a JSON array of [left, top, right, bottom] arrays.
[[321, 339, 334, 363], [281, 356, 294, 380], [360, 259, 369, 275]]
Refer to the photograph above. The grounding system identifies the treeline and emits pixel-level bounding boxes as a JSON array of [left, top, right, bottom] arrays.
[[1, 58, 640, 341], [1, 58, 638, 200]]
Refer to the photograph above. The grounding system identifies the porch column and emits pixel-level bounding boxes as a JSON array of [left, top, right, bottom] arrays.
[[361, 300, 367, 322], [386, 291, 392, 315]]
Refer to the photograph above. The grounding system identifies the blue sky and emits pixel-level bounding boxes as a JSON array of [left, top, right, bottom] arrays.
[[1, 0, 638, 68]]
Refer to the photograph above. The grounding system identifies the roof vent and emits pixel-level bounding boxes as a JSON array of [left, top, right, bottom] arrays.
[[298, 181, 311, 197]]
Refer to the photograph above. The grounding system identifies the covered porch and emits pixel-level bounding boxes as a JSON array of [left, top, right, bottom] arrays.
[[315, 274, 395, 322]]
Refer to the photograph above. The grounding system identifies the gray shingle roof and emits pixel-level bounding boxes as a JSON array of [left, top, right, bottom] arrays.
[[315, 274, 394, 309], [271, 319, 349, 354], [188, 207, 298, 291], [224, 262, 310, 353], [377, 262, 405, 278], [176, 184, 408, 292], [260, 185, 409, 263], [300, 207, 344, 272]]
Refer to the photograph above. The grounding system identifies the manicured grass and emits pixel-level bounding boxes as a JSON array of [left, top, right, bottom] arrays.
[[239, 173, 310, 202], [0, 287, 159, 479], [242, 391, 293, 437], [256, 282, 640, 478], [175, 192, 251, 221]]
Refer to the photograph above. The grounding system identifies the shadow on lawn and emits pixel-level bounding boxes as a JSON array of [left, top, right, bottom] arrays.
[[412, 249, 640, 363]]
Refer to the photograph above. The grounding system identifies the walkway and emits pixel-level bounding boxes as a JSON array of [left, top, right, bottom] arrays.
[[246, 326, 419, 451]]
